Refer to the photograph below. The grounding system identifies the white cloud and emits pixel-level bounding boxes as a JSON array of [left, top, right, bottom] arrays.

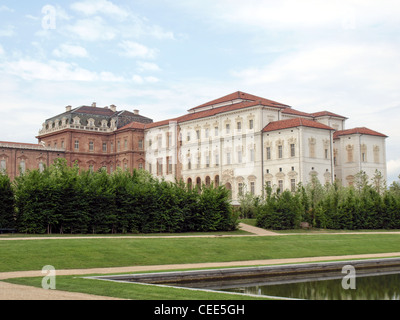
[[118, 41, 157, 59], [1, 59, 124, 82], [388, 159, 400, 181], [174, 0, 400, 32], [136, 61, 161, 72], [99, 71, 124, 82], [0, 25, 15, 37], [0, 45, 4, 55], [231, 43, 400, 112], [53, 44, 89, 58], [2, 59, 96, 81], [65, 17, 116, 41], [0, 5, 14, 13], [145, 76, 160, 83], [71, 0, 129, 19], [132, 75, 144, 84], [132, 75, 160, 84]]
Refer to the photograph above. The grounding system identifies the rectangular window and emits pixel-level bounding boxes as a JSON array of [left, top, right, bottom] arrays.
[[187, 157, 192, 170], [197, 155, 201, 169], [226, 124, 230, 134], [291, 144, 295, 157], [278, 180, 283, 193], [0, 159, 6, 172], [278, 145, 283, 159], [250, 149, 255, 162], [215, 127, 219, 136], [124, 139, 128, 150], [139, 139, 143, 150], [238, 183, 243, 196], [237, 122, 241, 132], [89, 141, 94, 151], [168, 158, 173, 174], [206, 154, 210, 168], [249, 119, 254, 130], [157, 158, 163, 176], [215, 154, 219, 167], [266, 147, 271, 160], [110, 142, 114, 152], [325, 149, 329, 159], [61, 141, 65, 149], [237, 150, 242, 163], [291, 179, 296, 192], [148, 163, 152, 174], [166, 157, 172, 174], [75, 140, 79, 150], [205, 128, 209, 138], [102, 142, 107, 152], [347, 147, 354, 163], [250, 182, 255, 195], [117, 141, 121, 151], [226, 152, 231, 165], [374, 147, 380, 163], [138, 163, 143, 170], [187, 132, 191, 142], [196, 130, 200, 140]]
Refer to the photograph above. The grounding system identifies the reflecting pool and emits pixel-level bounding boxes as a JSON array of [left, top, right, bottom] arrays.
[[220, 270, 400, 300]]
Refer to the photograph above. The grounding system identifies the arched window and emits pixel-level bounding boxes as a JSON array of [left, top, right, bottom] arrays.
[[214, 175, 220, 187], [225, 182, 232, 200]]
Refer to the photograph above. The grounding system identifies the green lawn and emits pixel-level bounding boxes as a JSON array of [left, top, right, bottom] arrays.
[[1, 233, 400, 272], [7, 275, 271, 300], [3, 233, 400, 300]]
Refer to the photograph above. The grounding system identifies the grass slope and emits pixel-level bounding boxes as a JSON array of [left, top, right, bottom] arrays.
[[1, 234, 400, 272]]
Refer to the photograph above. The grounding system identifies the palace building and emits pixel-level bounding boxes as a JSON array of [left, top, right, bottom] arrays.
[[1, 91, 388, 203]]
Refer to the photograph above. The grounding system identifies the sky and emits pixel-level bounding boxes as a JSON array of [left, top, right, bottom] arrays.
[[0, 0, 400, 184]]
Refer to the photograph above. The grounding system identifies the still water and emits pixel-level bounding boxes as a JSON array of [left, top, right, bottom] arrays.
[[220, 270, 400, 300]]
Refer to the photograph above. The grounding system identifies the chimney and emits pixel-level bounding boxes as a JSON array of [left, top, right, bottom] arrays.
[[66, 105, 72, 112], [110, 105, 117, 112], [92, 102, 96, 108], [134, 109, 140, 115]]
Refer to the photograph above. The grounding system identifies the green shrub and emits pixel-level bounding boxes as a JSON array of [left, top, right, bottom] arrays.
[[0, 173, 15, 229], [11, 160, 236, 234]]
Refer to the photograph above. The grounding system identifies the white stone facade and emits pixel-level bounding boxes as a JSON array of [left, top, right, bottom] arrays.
[[144, 92, 388, 203]]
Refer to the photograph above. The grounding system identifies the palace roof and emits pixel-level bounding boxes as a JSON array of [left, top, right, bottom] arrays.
[[189, 91, 291, 111], [333, 127, 388, 139], [263, 118, 334, 132]]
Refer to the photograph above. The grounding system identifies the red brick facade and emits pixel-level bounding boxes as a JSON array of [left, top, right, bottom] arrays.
[[1, 104, 152, 179], [37, 126, 146, 173], [0, 141, 65, 180]]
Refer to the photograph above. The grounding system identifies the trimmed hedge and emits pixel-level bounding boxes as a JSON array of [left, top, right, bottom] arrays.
[[7, 159, 237, 234], [254, 172, 400, 230], [0, 173, 15, 229]]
